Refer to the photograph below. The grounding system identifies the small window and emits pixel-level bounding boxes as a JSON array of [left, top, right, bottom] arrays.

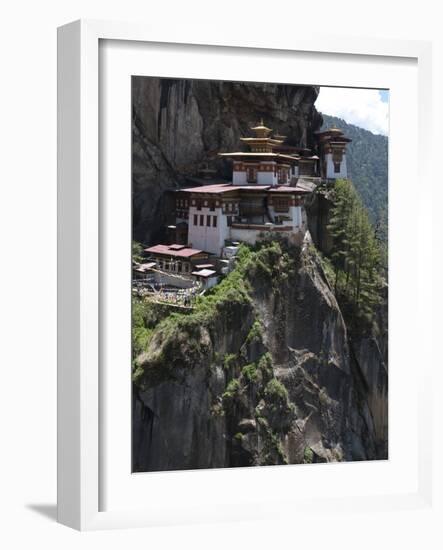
[[334, 162, 340, 173], [213, 216, 217, 228], [247, 168, 257, 183], [209, 201, 215, 212], [227, 216, 232, 227], [206, 215, 211, 227], [196, 199, 202, 210], [194, 214, 198, 226], [200, 215, 204, 226]]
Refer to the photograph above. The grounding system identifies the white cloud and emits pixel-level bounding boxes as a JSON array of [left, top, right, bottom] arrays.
[[315, 87, 389, 136]]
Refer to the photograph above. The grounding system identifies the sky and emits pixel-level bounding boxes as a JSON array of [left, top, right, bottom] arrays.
[[315, 87, 389, 136]]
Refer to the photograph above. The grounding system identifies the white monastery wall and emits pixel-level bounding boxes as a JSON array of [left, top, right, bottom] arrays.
[[267, 205, 303, 228], [256, 171, 277, 185], [232, 171, 247, 185], [188, 206, 229, 255], [230, 226, 304, 247], [232, 169, 277, 186], [325, 153, 347, 179], [290, 205, 303, 228], [230, 227, 259, 246]]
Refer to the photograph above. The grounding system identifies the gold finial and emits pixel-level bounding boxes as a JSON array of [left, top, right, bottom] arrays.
[[250, 119, 272, 136]]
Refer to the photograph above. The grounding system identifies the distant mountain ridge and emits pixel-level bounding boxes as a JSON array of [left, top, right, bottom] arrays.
[[321, 114, 388, 227]]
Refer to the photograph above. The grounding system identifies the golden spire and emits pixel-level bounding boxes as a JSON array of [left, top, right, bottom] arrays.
[[250, 119, 272, 137]]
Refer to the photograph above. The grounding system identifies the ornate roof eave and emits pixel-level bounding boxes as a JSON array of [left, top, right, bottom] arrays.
[[315, 126, 344, 135], [240, 137, 284, 145], [298, 155, 319, 161], [329, 138, 352, 144], [218, 152, 299, 163]]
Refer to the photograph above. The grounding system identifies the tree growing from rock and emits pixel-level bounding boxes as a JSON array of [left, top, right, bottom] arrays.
[[327, 179, 383, 330]]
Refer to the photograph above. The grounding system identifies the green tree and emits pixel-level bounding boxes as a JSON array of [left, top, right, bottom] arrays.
[[327, 179, 383, 330], [321, 114, 388, 230], [374, 206, 388, 274], [132, 240, 144, 263]]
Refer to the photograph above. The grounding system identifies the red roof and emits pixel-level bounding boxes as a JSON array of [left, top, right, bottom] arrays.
[[268, 186, 296, 193], [180, 183, 311, 195], [232, 186, 271, 191], [181, 184, 237, 194], [145, 244, 205, 258], [268, 185, 310, 194]]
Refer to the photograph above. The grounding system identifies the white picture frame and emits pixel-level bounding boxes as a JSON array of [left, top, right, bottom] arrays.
[[57, 19, 433, 531]]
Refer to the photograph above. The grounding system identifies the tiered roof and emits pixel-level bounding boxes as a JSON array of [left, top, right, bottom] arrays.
[[219, 120, 299, 162], [315, 126, 352, 144]]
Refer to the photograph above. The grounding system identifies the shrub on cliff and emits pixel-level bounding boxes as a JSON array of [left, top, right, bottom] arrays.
[[264, 379, 289, 407], [132, 241, 299, 388]]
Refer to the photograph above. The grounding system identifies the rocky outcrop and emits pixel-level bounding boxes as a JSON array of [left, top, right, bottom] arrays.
[[305, 189, 334, 254], [132, 242, 387, 471], [306, 189, 389, 456], [131, 78, 388, 472], [132, 78, 322, 243]]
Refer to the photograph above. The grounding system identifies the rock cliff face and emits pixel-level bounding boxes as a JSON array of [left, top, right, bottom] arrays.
[[132, 77, 322, 244], [131, 78, 388, 471], [132, 242, 388, 471]]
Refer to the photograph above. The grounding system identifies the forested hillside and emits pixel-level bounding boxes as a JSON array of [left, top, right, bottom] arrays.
[[321, 114, 388, 238]]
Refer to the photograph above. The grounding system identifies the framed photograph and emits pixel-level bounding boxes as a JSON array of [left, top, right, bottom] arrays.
[[57, 20, 433, 530]]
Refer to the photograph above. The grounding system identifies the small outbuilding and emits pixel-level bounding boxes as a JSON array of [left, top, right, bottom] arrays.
[[191, 268, 219, 289]]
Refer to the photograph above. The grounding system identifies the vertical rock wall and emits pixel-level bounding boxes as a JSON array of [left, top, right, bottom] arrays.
[[132, 77, 322, 244]]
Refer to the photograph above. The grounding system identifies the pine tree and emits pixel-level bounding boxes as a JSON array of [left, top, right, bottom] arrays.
[[327, 179, 383, 331]]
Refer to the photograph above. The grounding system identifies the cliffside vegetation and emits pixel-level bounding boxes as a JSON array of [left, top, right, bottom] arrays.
[[132, 240, 310, 468], [132, 233, 387, 471], [131, 82, 388, 472], [321, 114, 388, 245], [320, 179, 384, 332], [132, 240, 294, 388]]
